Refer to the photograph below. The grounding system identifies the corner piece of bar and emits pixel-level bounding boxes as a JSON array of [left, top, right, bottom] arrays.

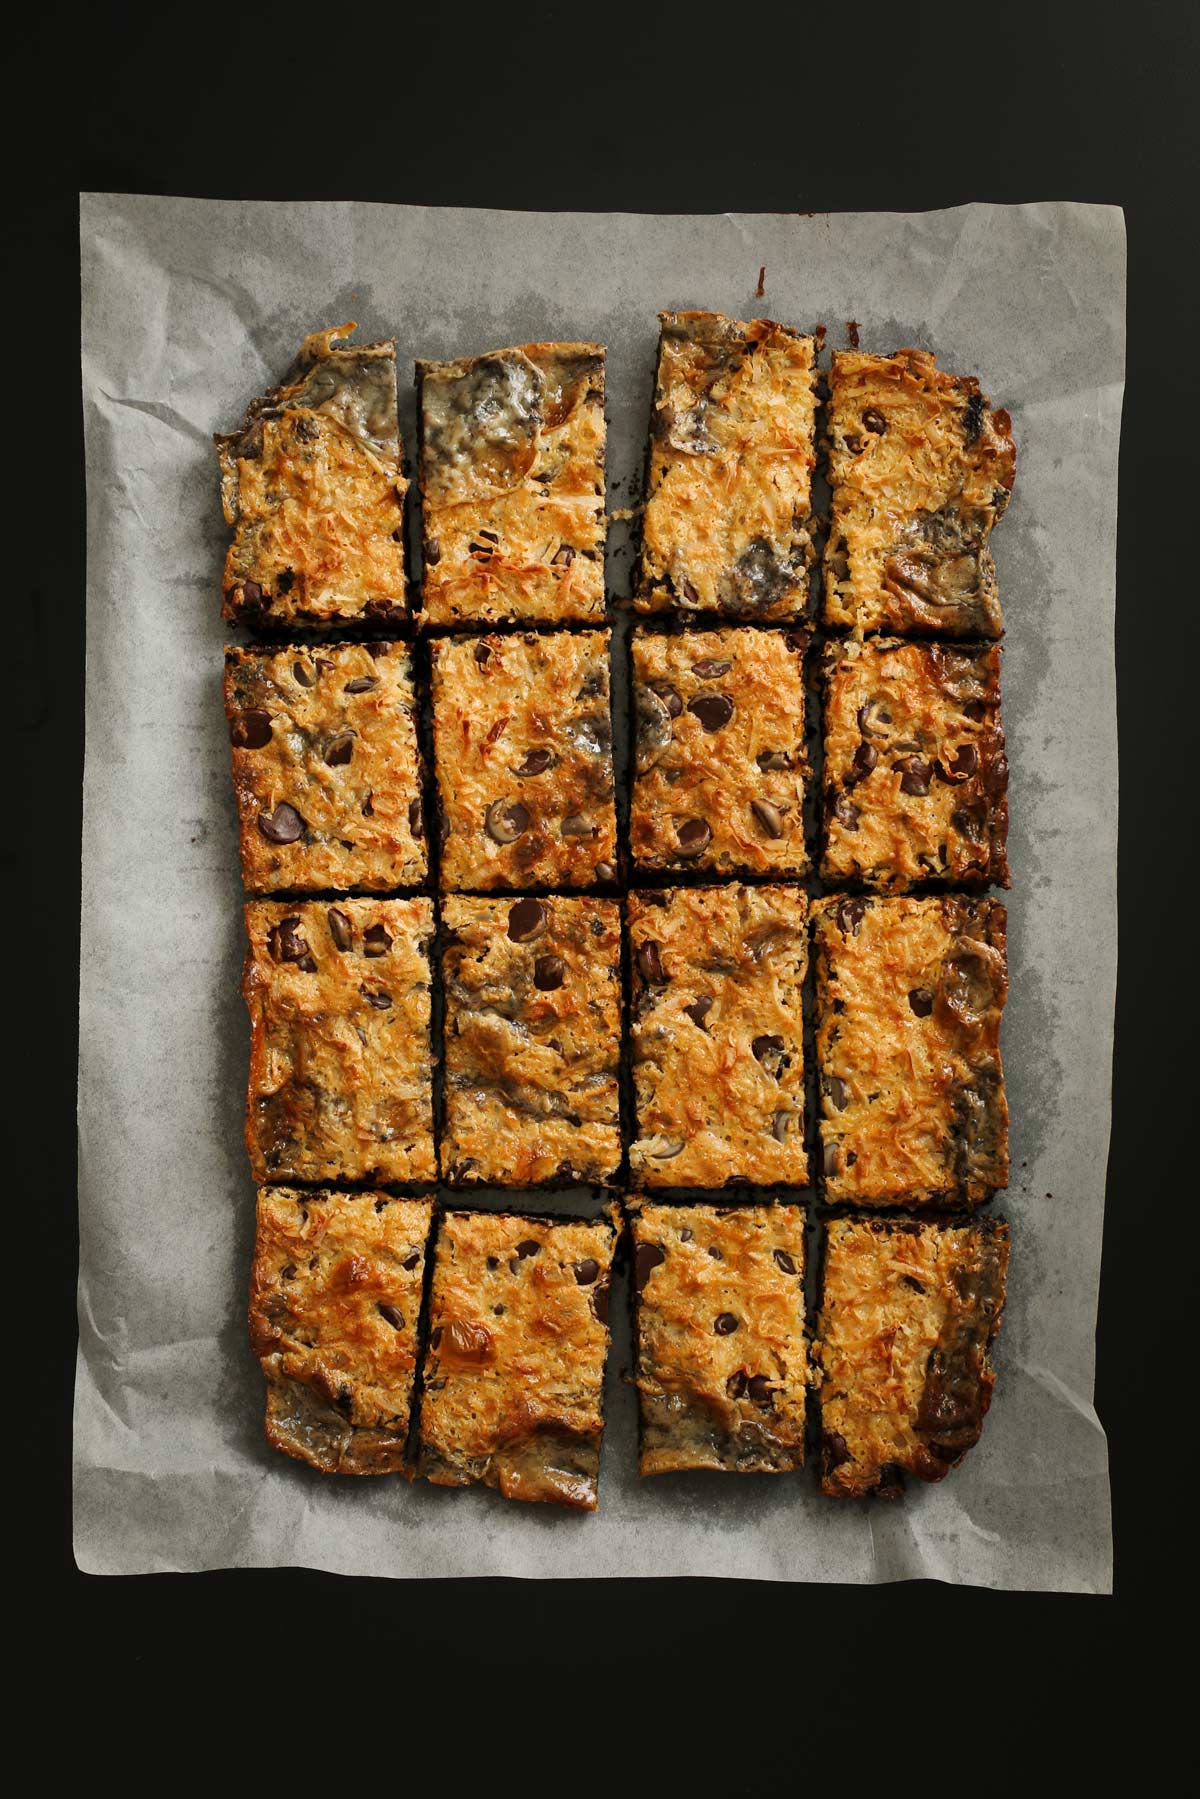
[[814, 1213, 1010, 1498], [417, 341, 607, 626], [823, 347, 1016, 638], [637, 311, 817, 619], [217, 323, 408, 630], [249, 1187, 434, 1475]]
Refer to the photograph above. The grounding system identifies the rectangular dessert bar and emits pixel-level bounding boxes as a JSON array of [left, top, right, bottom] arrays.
[[242, 897, 436, 1185], [628, 885, 808, 1188], [629, 1199, 807, 1476], [225, 641, 426, 893], [823, 348, 1016, 638], [820, 638, 1009, 891], [637, 311, 817, 619], [813, 895, 1009, 1206], [249, 1187, 433, 1475], [814, 1214, 1010, 1498], [432, 630, 616, 890], [418, 1206, 619, 1509], [440, 895, 622, 1185], [631, 625, 809, 877], [217, 324, 408, 630], [417, 342, 607, 626]]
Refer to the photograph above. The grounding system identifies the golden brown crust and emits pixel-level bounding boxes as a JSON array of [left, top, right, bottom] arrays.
[[629, 1200, 807, 1475], [432, 631, 616, 890], [418, 1207, 619, 1509], [815, 1215, 1010, 1497], [249, 1188, 433, 1476], [631, 626, 809, 875], [821, 639, 1008, 890], [224, 642, 426, 893], [823, 348, 1015, 638], [440, 895, 622, 1185], [418, 342, 606, 625], [629, 886, 808, 1188], [242, 898, 436, 1185], [813, 895, 1009, 1206], [637, 311, 817, 619], [217, 324, 408, 629]]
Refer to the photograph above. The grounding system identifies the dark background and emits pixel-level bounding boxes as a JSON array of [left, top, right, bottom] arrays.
[[14, 0, 1196, 1774]]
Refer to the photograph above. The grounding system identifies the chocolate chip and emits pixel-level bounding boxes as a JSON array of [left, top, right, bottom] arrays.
[[708, 1246, 723, 1260], [772, 1111, 792, 1143], [683, 995, 712, 1028], [230, 709, 272, 749], [241, 579, 264, 607], [692, 658, 732, 678], [574, 1258, 600, 1285], [637, 940, 665, 984], [676, 818, 712, 858], [857, 700, 892, 737], [591, 1283, 611, 1324], [896, 755, 932, 796], [257, 802, 305, 844], [937, 744, 979, 783], [963, 699, 987, 722], [756, 749, 791, 771], [909, 988, 934, 1017], [635, 1243, 666, 1291], [681, 579, 700, 605], [425, 538, 442, 565], [516, 748, 554, 777], [561, 813, 594, 837], [595, 862, 616, 882], [981, 749, 1009, 796], [292, 661, 316, 687], [751, 799, 785, 838], [485, 799, 530, 843], [327, 907, 352, 950], [679, 1228, 693, 1241], [822, 1140, 842, 1177], [361, 987, 392, 1008], [824, 1431, 852, 1470], [688, 693, 734, 732], [845, 741, 878, 786], [963, 392, 985, 442], [324, 732, 354, 766], [824, 1074, 849, 1110], [361, 791, 374, 817], [836, 898, 865, 934], [862, 407, 888, 434], [833, 795, 860, 832], [534, 954, 566, 990], [773, 1249, 797, 1275], [650, 682, 683, 718], [552, 544, 575, 566], [363, 924, 392, 957], [515, 1239, 541, 1259], [377, 1303, 405, 1330], [402, 1251, 421, 1271], [508, 898, 548, 942], [901, 1275, 926, 1294], [269, 916, 312, 967], [714, 1313, 739, 1335], [344, 676, 378, 695], [409, 797, 423, 837], [474, 643, 492, 666], [752, 1032, 786, 1066], [746, 1373, 773, 1405], [279, 1262, 297, 1281]]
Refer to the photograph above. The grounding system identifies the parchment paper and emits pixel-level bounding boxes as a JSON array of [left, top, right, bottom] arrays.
[[76, 196, 1123, 1590]]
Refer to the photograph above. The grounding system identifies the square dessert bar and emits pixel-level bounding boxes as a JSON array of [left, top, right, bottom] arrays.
[[631, 625, 809, 876], [217, 325, 408, 630], [823, 348, 1016, 639], [440, 895, 622, 1185], [629, 1200, 807, 1476], [628, 885, 808, 1188], [432, 630, 616, 891], [242, 897, 435, 1185], [225, 641, 426, 894], [821, 638, 1009, 891], [249, 1187, 433, 1476], [418, 1206, 619, 1509], [637, 311, 817, 619], [813, 895, 1009, 1207], [814, 1214, 1010, 1498], [417, 342, 606, 626]]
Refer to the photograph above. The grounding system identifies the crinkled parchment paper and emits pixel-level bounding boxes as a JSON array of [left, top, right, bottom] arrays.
[[77, 196, 1122, 1589]]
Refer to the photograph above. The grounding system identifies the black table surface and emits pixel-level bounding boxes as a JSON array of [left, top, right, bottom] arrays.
[[15, 0, 1196, 1770]]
